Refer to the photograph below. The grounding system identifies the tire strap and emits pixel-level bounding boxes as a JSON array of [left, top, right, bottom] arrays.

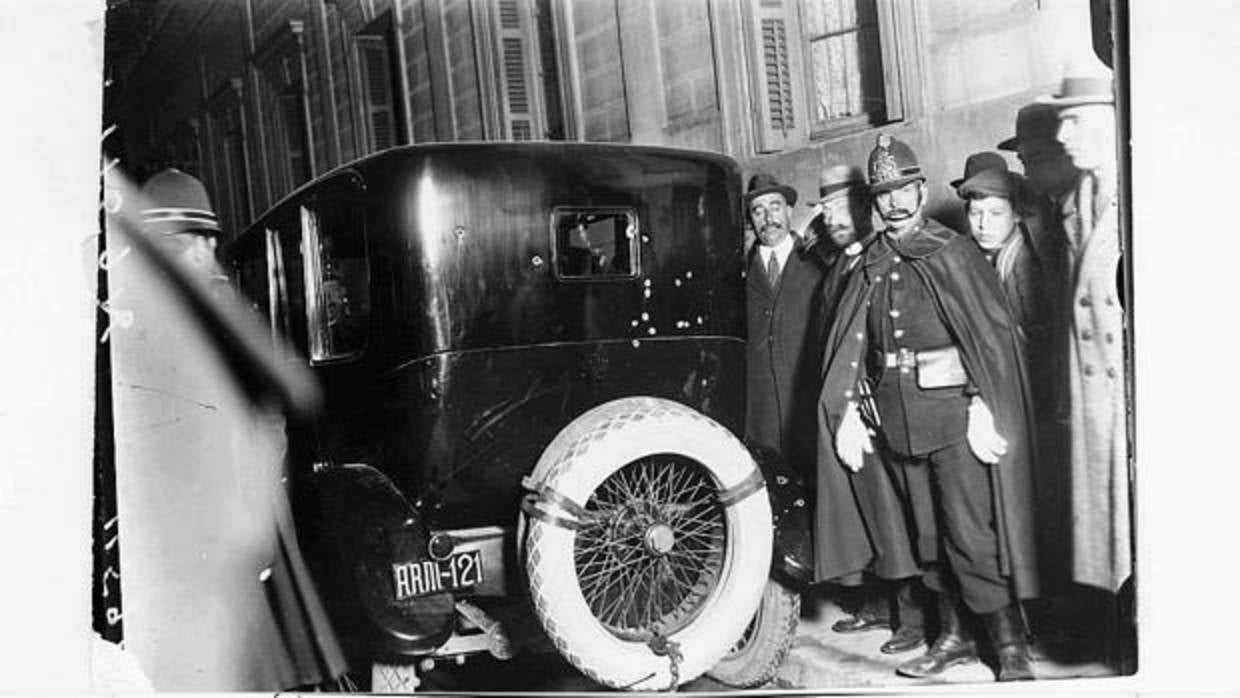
[[519, 488, 586, 531], [717, 467, 766, 508]]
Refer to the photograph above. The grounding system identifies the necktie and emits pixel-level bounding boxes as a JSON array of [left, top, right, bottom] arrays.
[[766, 251, 781, 291]]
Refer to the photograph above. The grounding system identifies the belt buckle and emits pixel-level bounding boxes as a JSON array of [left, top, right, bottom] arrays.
[[896, 348, 917, 370]]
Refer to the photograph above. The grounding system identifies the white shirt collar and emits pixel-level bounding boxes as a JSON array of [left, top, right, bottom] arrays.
[[758, 233, 796, 270]]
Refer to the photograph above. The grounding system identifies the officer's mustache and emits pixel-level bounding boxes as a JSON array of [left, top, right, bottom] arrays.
[[759, 221, 786, 234]]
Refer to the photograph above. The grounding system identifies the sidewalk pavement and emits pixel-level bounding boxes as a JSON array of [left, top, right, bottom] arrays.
[[767, 593, 1118, 690]]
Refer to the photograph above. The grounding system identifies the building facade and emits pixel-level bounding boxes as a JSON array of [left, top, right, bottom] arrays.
[[111, 0, 1094, 242]]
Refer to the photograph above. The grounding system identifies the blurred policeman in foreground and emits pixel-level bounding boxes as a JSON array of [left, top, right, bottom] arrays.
[[104, 167, 340, 690]]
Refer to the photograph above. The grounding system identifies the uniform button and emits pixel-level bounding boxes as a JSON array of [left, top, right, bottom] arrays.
[[890, 272, 900, 281], [1106, 367, 1117, 378], [1079, 296, 1091, 307], [889, 309, 901, 318], [893, 329, 905, 338], [1082, 329, 1093, 341], [1106, 297, 1116, 306], [844, 389, 854, 398], [1083, 365, 1094, 376], [763, 309, 772, 318], [849, 360, 858, 368], [1106, 332, 1114, 343], [856, 332, 864, 341]]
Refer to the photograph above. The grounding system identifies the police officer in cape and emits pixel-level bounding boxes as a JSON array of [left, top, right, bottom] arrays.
[[806, 163, 927, 655], [815, 134, 1040, 681]]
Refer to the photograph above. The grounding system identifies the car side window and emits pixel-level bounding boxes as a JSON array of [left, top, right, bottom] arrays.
[[300, 173, 370, 363], [552, 207, 639, 280]]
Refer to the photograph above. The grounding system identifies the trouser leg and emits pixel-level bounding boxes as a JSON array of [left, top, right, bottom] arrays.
[[927, 441, 1010, 615], [880, 577, 926, 654]]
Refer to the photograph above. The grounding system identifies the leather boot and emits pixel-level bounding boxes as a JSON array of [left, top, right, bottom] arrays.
[[832, 590, 890, 633], [982, 604, 1036, 681], [895, 591, 978, 678], [881, 579, 926, 654]]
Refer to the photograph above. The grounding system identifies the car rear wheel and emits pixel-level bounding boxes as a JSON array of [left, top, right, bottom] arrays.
[[523, 397, 772, 690], [706, 578, 800, 687]]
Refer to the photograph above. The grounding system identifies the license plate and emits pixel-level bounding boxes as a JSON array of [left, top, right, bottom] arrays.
[[392, 550, 484, 600]]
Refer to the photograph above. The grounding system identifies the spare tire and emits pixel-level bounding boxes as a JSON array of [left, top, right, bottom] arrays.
[[523, 397, 772, 690]]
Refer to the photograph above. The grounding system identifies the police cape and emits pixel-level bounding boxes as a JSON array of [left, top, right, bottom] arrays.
[[812, 221, 1039, 600]]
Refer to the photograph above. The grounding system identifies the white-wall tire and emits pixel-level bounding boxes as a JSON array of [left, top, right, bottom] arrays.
[[706, 578, 800, 687], [524, 397, 772, 690]]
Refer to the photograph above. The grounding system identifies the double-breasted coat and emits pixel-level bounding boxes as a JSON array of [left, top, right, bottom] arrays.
[[1063, 176, 1130, 592], [813, 220, 1039, 598]]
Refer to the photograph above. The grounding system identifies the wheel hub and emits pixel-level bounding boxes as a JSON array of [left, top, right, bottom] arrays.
[[644, 523, 675, 555]]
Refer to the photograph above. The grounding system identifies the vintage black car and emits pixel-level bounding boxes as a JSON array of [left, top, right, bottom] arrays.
[[228, 143, 808, 690]]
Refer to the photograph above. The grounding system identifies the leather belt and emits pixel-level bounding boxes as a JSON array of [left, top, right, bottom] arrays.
[[875, 345, 968, 389]]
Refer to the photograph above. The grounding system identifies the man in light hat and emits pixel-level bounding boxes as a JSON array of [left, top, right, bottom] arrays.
[[815, 134, 1039, 681], [1038, 59, 1130, 597], [804, 162, 927, 656], [744, 173, 828, 479]]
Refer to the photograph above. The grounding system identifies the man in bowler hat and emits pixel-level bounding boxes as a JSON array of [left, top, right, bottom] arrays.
[[816, 134, 1040, 681], [744, 173, 828, 478]]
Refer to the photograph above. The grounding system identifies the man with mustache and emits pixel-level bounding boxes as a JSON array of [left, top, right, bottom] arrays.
[[804, 164, 927, 657], [815, 135, 1039, 681], [744, 173, 828, 482]]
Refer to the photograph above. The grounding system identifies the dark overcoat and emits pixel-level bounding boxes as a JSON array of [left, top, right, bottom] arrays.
[[813, 221, 1039, 598], [810, 234, 918, 583], [745, 241, 827, 474]]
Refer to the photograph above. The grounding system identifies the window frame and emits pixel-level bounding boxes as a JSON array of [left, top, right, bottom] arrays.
[[744, 0, 920, 154], [549, 205, 641, 283], [296, 172, 371, 365]]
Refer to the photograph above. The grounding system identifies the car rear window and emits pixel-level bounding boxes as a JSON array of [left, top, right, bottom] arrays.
[[552, 207, 639, 280]]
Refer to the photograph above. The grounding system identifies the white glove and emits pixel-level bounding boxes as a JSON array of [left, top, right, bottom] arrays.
[[966, 397, 1008, 465], [835, 401, 873, 472]]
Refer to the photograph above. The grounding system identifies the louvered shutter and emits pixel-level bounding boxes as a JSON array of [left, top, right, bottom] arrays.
[[749, 0, 804, 153], [497, 0, 534, 140], [357, 36, 397, 151]]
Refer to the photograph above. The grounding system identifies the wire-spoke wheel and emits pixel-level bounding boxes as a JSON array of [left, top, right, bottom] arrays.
[[524, 398, 772, 690], [575, 455, 726, 640]]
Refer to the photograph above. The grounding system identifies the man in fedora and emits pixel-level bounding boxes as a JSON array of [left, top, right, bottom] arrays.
[[744, 173, 828, 481], [804, 162, 927, 656], [1038, 59, 1130, 597], [815, 134, 1039, 681]]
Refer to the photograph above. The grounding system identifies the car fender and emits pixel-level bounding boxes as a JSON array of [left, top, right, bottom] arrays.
[[302, 463, 457, 660], [745, 444, 813, 586]]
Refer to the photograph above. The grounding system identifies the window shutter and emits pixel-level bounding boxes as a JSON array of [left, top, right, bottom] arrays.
[[874, 0, 905, 122], [748, 0, 804, 153], [357, 36, 397, 151], [497, 0, 534, 140]]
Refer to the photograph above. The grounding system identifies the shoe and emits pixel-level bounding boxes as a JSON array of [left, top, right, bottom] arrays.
[[881, 579, 925, 654], [881, 623, 926, 654], [982, 604, 1036, 681], [832, 592, 890, 633], [895, 591, 977, 678], [832, 614, 889, 633]]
